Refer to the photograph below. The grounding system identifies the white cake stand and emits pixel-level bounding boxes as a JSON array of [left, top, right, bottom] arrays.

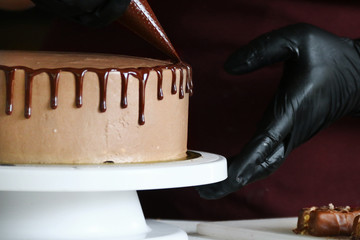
[[0, 151, 227, 240]]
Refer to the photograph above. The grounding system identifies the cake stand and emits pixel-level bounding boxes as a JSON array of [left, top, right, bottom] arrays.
[[0, 151, 227, 240]]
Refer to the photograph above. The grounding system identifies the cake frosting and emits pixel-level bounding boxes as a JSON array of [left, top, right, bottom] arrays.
[[0, 50, 192, 164]]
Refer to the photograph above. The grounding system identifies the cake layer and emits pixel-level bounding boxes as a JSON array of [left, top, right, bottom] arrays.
[[0, 51, 192, 164]]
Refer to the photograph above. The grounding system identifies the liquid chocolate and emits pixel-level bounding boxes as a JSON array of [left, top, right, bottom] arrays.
[[1, 62, 192, 125], [119, 0, 180, 62]]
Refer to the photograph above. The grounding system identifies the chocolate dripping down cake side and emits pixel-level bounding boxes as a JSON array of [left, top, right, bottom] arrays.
[[0, 50, 193, 164]]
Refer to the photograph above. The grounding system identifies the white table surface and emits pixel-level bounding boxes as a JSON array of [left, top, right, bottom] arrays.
[[159, 217, 347, 240], [159, 219, 213, 240]]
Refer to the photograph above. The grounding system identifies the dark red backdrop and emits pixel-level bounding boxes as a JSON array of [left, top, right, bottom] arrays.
[[2, 0, 360, 220]]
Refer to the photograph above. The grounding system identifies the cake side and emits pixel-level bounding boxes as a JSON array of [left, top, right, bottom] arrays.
[[0, 51, 192, 164]]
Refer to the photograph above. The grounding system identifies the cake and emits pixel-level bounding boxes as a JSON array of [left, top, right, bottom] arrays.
[[293, 204, 360, 237], [0, 50, 192, 164]]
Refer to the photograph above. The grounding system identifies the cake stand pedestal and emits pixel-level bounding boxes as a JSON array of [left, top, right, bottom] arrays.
[[0, 151, 227, 240]]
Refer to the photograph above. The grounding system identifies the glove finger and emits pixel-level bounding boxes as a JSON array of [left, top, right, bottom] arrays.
[[197, 141, 285, 200], [224, 26, 300, 75], [196, 180, 237, 200], [231, 134, 286, 186], [197, 111, 292, 200], [73, 0, 106, 13], [32, 0, 130, 26], [90, 0, 131, 26], [32, 0, 85, 18]]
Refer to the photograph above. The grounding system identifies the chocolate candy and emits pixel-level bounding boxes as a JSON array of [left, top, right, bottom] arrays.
[[351, 215, 360, 240], [294, 204, 360, 237]]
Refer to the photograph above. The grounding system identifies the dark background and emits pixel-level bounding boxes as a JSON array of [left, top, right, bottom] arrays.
[[2, 0, 360, 220]]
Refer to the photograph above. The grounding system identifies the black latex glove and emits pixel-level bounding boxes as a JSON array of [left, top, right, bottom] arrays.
[[197, 23, 360, 199], [31, 0, 131, 26]]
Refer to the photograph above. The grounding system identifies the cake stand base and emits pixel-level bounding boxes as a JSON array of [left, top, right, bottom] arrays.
[[146, 220, 188, 240], [0, 151, 227, 240]]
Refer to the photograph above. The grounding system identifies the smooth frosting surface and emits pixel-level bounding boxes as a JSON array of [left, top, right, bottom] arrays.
[[0, 51, 171, 69]]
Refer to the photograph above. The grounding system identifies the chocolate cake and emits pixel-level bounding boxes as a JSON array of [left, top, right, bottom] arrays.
[[0, 50, 192, 164], [294, 204, 360, 237]]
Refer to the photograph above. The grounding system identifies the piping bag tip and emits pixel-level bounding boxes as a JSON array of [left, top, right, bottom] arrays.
[[118, 0, 181, 62]]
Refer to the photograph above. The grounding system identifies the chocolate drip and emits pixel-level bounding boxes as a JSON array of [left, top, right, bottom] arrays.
[[47, 71, 60, 109], [179, 68, 184, 99], [185, 65, 193, 96], [137, 69, 149, 125], [169, 66, 177, 95], [0, 62, 192, 125], [120, 69, 150, 125], [73, 70, 87, 108], [96, 71, 109, 112], [120, 71, 130, 108], [5, 69, 15, 115], [24, 72, 33, 119], [154, 67, 164, 100]]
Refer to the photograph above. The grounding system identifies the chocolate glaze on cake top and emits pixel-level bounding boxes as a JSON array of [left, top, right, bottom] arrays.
[[0, 51, 192, 125]]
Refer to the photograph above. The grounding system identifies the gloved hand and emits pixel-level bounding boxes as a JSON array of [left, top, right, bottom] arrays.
[[31, 0, 131, 26], [197, 23, 360, 199]]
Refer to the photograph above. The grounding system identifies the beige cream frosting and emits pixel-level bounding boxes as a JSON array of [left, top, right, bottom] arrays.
[[0, 51, 170, 69]]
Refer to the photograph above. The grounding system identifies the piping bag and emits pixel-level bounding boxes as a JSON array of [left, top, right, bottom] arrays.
[[118, 0, 181, 62]]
